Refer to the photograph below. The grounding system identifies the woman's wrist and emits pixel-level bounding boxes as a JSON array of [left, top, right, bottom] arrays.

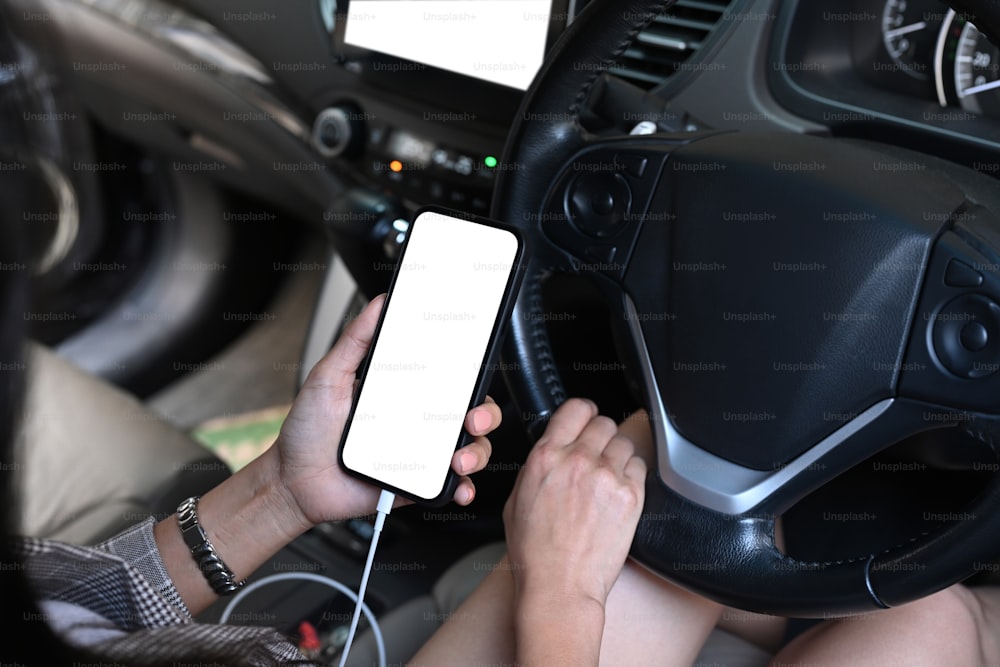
[[199, 445, 315, 556], [513, 560, 615, 614], [247, 443, 317, 536], [154, 445, 315, 616], [514, 580, 609, 621], [514, 588, 607, 666]]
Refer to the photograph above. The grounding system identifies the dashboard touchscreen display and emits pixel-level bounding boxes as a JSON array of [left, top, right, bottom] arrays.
[[344, 0, 553, 90]]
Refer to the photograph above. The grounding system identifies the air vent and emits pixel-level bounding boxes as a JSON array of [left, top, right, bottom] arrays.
[[609, 0, 737, 89]]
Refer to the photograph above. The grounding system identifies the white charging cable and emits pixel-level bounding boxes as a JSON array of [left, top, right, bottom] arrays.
[[337, 488, 395, 667], [218, 570, 387, 666], [217, 489, 395, 666]]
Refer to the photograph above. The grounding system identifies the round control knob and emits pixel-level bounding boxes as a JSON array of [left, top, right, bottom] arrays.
[[312, 106, 363, 159], [960, 321, 990, 352], [564, 172, 632, 239], [931, 295, 1000, 378]]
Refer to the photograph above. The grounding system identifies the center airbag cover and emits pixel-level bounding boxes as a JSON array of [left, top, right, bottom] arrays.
[[627, 133, 963, 470]]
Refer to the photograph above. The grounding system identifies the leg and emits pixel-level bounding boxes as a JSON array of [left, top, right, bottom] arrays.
[[717, 606, 788, 655], [769, 584, 991, 667], [600, 562, 723, 667], [16, 344, 229, 544], [409, 555, 723, 667], [968, 585, 1000, 667]]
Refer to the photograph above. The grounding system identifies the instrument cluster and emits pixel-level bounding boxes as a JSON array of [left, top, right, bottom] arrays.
[[854, 0, 1000, 115]]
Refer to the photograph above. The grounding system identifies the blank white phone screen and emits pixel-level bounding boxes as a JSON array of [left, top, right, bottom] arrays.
[[341, 211, 519, 500]]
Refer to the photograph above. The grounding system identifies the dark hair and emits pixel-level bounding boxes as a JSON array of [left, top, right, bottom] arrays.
[[0, 0, 71, 660], [0, 170, 78, 667]]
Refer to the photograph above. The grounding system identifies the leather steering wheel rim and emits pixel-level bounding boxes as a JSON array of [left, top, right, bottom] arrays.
[[491, 0, 1000, 616]]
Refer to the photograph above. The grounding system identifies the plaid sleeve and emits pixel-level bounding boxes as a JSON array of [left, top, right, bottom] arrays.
[[96, 517, 191, 618], [17, 532, 189, 631], [15, 531, 314, 664]]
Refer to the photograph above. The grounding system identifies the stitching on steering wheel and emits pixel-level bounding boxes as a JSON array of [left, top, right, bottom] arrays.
[[962, 418, 1000, 463], [525, 268, 567, 408], [566, 0, 675, 124], [776, 531, 934, 571], [776, 421, 1000, 570]]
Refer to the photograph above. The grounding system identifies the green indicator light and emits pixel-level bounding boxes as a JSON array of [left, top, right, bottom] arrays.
[[484, 155, 498, 168]]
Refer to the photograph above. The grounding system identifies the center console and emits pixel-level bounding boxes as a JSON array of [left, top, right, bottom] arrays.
[[310, 0, 570, 214]]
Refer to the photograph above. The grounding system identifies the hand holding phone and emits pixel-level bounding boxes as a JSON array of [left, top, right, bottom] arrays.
[[337, 207, 524, 504]]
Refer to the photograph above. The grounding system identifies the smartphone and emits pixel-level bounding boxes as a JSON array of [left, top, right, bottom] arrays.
[[337, 207, 524, 504]]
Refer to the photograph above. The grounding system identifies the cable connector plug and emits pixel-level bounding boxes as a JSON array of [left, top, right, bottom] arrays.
[[337, 489, 395, 667]]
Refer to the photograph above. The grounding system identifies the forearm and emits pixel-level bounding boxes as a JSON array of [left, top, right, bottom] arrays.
[[153, 445, 312, 616]]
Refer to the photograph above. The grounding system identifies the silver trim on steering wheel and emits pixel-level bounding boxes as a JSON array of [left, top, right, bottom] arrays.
[[625, 295, 894, 515]]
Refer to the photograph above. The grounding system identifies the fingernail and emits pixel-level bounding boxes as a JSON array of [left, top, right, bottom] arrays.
[[456, 485, 473, 504], [459, 451, 477, 474], [472, 410, 492, 433]]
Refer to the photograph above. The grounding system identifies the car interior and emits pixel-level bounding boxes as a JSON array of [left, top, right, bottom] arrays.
[[9, 0, 1000, 663]]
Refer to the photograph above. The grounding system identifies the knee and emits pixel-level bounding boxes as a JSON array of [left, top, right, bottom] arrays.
[[894, 585, 986, 664]]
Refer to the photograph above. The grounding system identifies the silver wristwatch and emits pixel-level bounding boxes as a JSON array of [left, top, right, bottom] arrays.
[[177, 496, 246, 596]]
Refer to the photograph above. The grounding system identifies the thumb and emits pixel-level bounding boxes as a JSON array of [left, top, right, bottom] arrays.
[[306, 293, 386, 390]]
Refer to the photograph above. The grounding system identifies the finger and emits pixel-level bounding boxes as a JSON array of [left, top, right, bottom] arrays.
[[600, 433, 640, 472], [391, 495, 415, 510], [453, 437, 492, 475], [452, 478, 476, 505], [573, 413, 620, 456], [623, 454, 649, 486], [466, 396, 502, 436], [309, 294, 386, 387], [536, 398, 599, 448], [618, 410, 655, 466]]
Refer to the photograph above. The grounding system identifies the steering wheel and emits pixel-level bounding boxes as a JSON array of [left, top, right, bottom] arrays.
[[492, 0, 1000, 617]]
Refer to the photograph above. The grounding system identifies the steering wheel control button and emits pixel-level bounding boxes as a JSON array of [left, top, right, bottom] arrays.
[[931, 295, 1000, 378], [565, 172, 632, 239], [960, 321, 990, 352], [614, 152, 648, 177], [944, 259, 984, 288]]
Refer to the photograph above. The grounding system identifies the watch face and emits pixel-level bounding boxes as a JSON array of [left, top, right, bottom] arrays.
[[177, 497, 205, 547]]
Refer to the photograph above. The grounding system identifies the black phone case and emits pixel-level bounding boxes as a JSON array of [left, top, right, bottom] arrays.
[[337, 205, 526, 506]]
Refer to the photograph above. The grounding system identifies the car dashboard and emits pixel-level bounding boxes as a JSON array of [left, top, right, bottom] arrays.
[[141, 0, 1000, 223], [772, 1, 1000, 160], [154, 0, 742, 218]]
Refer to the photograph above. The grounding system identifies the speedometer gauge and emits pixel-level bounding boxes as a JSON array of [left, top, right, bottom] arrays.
[[882, 0, 947, 80], [936, 10, 1000, 114]]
